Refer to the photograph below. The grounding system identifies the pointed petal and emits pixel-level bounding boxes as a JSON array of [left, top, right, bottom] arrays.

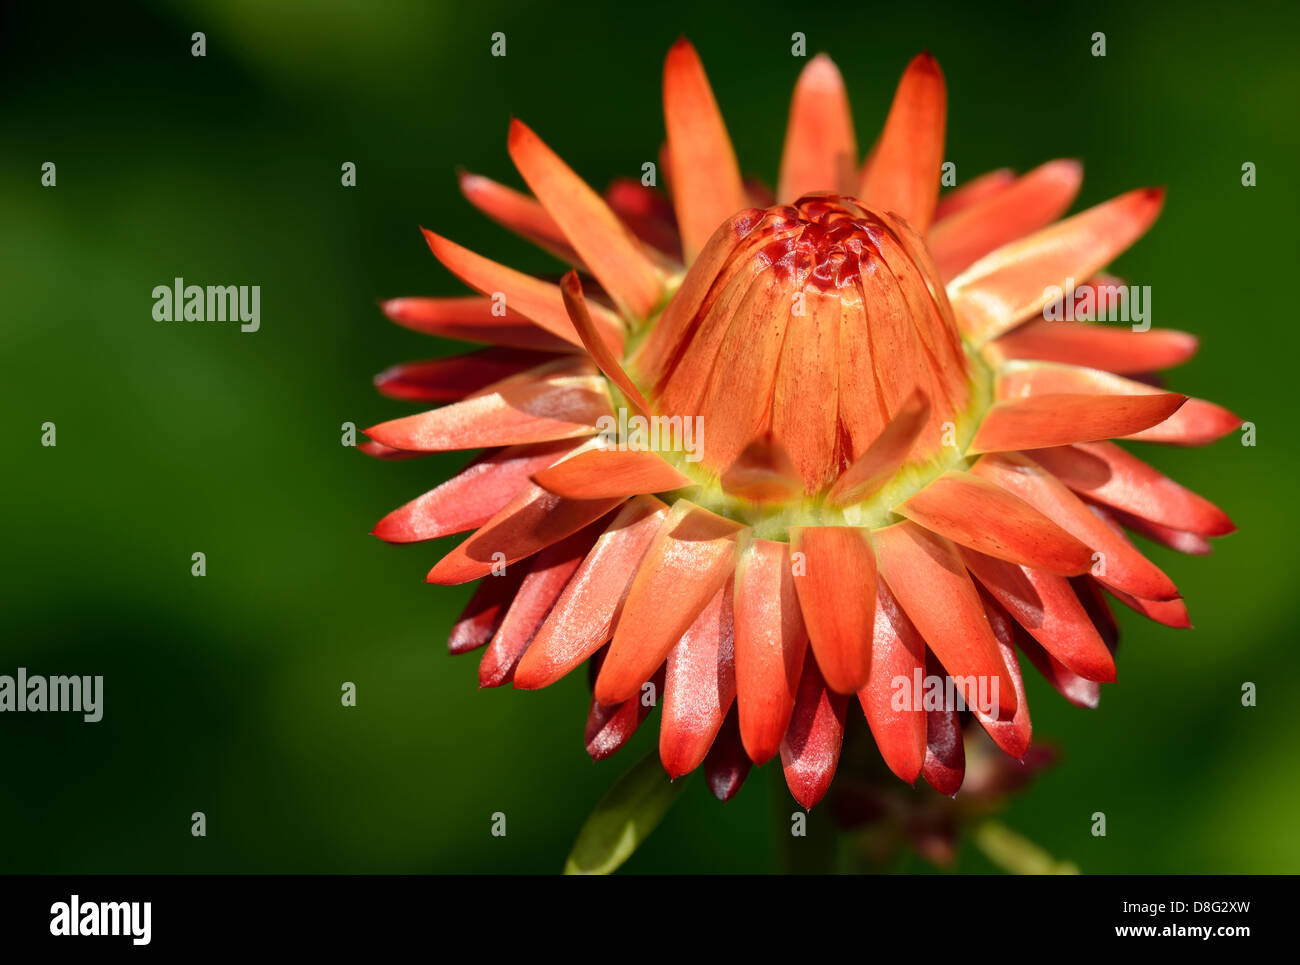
[[828, 389, 930, 505], [509, 120, 663, 319], [988, 320, 1199, 375], [558, 271, 647, 411], [872, 521, 1018, 719], [358, 440, 429, 461], [449, 562, 531, 655], [921, 704, 965, 795], [929, 160, 1082, 280], [1108, 506, 1212, 555], [858, 579, 927, 783], [374, 348, 555, 403], [778, 54, 857, 200], [380, 296, 578, 352], [364, 365, 610, 453], [934, 168, 1015, 221], [949, 187, 1165, 343], [961, 548, 1117, 682], [1015, 628, 1101, 709], [421, 228, 623, 348], [968, 392, 1187, 453], [514, 496, 669, 689], [773, 286, 842, 491], [996, 360, 1241, 446], [1028, 441, 1234, 536], [972, 451, 1181, 601], [1105, 585, 1192, 629], [858, 53, 946, 231], [533, 447, 692, 500], [427, 484, 622, 585], [970, 591, 1032, 758], [594, 501, 743, 705], [478, 522, 602, 687], [898, 471, 1094, 576], [719, 434, 803, 504], [458, 170, 581, 264], [659, 582, 737, 778], [704, 708, 752, 801], [789, 526, 877, 694], [586, 659, 665, 760], [780, 652, 848, 810], [1073, 576, 1120, 653], [733, 538, 808, 764], [372, 440, 579, 544], [663, 38, 748, 262]]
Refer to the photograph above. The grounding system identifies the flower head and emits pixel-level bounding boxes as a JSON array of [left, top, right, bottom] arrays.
[[365, 41, 1239, 809]]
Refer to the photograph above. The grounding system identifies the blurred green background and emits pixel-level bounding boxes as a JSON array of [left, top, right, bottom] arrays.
[[2, 0, 1297, 873]]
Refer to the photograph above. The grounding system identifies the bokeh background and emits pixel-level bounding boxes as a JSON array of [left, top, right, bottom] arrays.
[[3, 0, 1298, 873]]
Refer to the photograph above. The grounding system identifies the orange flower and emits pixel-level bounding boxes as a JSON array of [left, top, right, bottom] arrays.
[[366, 41, 1239, 808]]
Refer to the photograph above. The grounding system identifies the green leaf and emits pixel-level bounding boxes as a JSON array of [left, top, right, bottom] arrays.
[[563, 752, 690, 875]]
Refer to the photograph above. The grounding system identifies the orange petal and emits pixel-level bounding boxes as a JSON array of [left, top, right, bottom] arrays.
[[968, 392, 1187, 453], [858, 53, 946, 232], [857, 578, 927, 783], [789, 526, 877, 694], [659, 582, 737, 778], [961, 548, 1117, 682], [948, 187, 1165, 343], [971, 451, 1180, 601], [426, 484, 622, 585], [827, 388, 930, 505], [778, 54, 857, 200], [898, 471, 1094, 576], [594, 500, 744, 705], [988, 320, 1199, 375], [477, 522, 602, 688], [421, 228, 623, 349], [772, 285, 842, 492], [1028, 441, 1234, 537], [996, 361, 1241, 446], [372, 439, 579, 543], [457, 170, 581, 264], [733, 538, 808, 764], [364, 368, 610, 452], [780, 652, 848, 810], [532, 447, 692, 500], [380, 296, 577, 352], [663, 38, 748, 262], [720, 434, 803, 504], [872, 521, 1018, 719], [558, 271, 648, 412], [929, 160, 1082, 280], [513, 497, 668, 690], [933, 167, 1015, 221], [508, 120, 663, 319]]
